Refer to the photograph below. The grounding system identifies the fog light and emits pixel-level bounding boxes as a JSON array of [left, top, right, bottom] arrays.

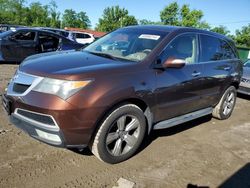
[[35, 129, 62, 144]]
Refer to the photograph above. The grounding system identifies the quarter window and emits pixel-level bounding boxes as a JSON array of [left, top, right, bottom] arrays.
[[161, 34, 198, 64]]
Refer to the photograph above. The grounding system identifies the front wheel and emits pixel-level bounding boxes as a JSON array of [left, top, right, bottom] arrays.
[[212, 86, 237, 120], [90, 104, 146, 164]]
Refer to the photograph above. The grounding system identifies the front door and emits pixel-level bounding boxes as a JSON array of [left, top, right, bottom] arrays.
[[155, 33, 204, 122], [2, 30, 37, 62]]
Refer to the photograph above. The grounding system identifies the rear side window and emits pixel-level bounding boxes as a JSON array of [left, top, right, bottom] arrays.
[[200, 35, 236, 62], [76, 33, 91, 39], [220, 40, 237, 59]]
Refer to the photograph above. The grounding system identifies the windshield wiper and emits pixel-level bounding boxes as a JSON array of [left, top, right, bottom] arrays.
[[88, 51, 118, 61]]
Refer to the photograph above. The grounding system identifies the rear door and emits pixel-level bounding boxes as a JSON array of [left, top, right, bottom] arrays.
[[198, 34, 237, 108], [155, 33, 204, 121]]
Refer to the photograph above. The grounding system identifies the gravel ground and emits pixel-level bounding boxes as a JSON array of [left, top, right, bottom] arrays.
[[0, 64, 250, 188]]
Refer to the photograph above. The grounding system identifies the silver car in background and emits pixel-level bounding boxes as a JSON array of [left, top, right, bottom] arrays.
[[238, 59, 250, 95]]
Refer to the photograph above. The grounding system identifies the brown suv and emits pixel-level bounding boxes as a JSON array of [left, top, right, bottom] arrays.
[[2, 26, 242, 163]]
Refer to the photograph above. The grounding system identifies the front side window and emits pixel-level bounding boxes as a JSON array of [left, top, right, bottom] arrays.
[[12, 31, 36, 41], [84, 29, 167, 62], [161, 33, 198, 64]]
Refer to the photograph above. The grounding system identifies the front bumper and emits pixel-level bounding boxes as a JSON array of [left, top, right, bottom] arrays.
[[10, 110, 65, 147], [2, 92, 103, 149]]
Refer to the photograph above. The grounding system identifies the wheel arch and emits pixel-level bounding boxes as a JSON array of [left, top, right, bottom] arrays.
[[89, 97, 153, 145]]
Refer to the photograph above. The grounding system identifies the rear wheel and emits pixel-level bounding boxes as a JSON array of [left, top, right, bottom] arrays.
[[212, 86, 237, 120], [91, 104, 146, 164]]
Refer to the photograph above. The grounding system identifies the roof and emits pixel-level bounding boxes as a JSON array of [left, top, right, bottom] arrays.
[[64, 27, 106, 38], [123, 25, 232, 41]]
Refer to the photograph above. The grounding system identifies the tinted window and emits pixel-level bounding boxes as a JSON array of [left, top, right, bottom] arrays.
[[200, 35, 236, 62], [200, 35, 223, 61], [12, 31, 35, 41], [220, 40, 237, 59], [161, 34, 198, 64]]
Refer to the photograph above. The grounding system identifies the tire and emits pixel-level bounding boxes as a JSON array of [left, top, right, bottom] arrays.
[[212, 86, 237, 120], [90, 104, 146, 164]]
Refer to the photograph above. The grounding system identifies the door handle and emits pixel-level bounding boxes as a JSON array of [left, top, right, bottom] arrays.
[[192, 72, 201, 77], [224, 66, 231, 71]]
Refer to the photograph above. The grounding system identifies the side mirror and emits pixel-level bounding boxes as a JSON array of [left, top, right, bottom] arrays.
[[162, 57, 186, 68]]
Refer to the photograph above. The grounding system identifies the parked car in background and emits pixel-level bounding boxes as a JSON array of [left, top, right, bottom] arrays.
[[0, 24, 25, 33], [238, 59, 250, 95], [73, 31, 95, 44], [37, 27, 76, 41], [3, 25, 242, 164], [0, 28, 84, 63]]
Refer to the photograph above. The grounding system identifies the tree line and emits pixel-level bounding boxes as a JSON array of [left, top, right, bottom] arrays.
[[0, 0, 249, 47]]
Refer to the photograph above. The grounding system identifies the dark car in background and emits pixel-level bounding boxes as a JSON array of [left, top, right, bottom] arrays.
[[0, 24, 25, 33], [0, 28, 84, 62], [238, 59, 250, 95], [37, 27, 76, 41], [2, 26, 242, 164]]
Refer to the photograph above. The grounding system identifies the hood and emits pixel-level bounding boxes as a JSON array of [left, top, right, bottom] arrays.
[[19, 50, 133, 79], [242, 67, 250, 79]]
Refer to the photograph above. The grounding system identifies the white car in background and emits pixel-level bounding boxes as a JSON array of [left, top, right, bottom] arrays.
[[73, 32, 95, 44]]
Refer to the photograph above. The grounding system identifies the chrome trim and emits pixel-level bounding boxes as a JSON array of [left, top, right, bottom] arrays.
[[153, 107, 212, 130], [13, 108, 60, 132], [7, 70, 44, 97], [237, 89, 250, 95]]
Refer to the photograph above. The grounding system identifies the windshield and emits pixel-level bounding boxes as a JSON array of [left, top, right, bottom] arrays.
[[244, 59, 250, 68], [84, 28, 168, 62], [0, 30, 14, 38]]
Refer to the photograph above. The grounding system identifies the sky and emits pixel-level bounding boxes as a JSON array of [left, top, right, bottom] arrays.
[[25, 0, 250, 34]]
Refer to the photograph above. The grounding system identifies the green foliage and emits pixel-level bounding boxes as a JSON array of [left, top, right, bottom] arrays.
[[0, 0, 90, 29], [96, 6, 138, 32], [62, 9, 90, 29], [210, 25, 230, 35], [234, 24, 250, 47], [139, 19, 163, 25], [0, 0, 249, 47], [160, 1, 209, 29], [160, 2, 179, 25]]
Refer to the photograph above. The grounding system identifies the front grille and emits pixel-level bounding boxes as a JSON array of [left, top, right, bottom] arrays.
[[16, 109, 56, 126], [13, 83, 30, 93], [238, 86, 250, 93]]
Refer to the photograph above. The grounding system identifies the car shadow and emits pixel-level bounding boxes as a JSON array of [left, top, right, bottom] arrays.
[[237, 93, 250, 100], [0, 61, 20, 65], [137, 115, 212, 154], [70, 115, 213, 157], [219, 163, 250, 188]]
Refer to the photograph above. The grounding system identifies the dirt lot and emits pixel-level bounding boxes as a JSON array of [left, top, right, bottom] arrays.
[[0, 64, 250, 188]]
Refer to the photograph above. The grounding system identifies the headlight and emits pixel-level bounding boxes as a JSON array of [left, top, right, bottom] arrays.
[[32, 78, 92, 100]]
